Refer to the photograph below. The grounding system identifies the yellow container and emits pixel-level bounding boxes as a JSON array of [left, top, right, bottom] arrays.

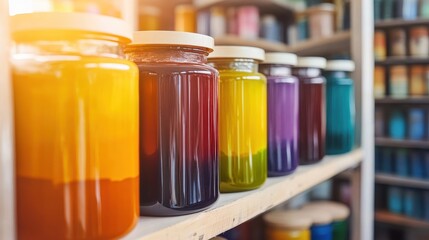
[[175, 4, 196, 32], [208, 46, 267, 192], [11, 12, 139, 240], [264, 210, 312, 240]]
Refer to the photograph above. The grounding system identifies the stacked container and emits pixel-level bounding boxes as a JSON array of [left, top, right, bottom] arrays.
[[260, 53, 299, 176], [264, 210, 312, 240], [208, 46, 267, 192], [324, 60, 356, 154], [125, 31, 219, 216], [12, 12, 139, 239]]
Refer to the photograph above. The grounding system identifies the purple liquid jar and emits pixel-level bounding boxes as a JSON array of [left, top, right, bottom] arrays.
[[260, 53, 299, 176]]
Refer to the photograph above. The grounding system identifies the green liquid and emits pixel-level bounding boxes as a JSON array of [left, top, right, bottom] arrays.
[[333, 220, 348, 240], [220, 149, 267, 192]]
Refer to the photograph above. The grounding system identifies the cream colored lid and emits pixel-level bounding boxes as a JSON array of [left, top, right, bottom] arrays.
[[296, 57, 327, 69], [299, 209, 333, 225], [11, 12, 132, 41], [308, 3, 335, 13], [263, 210, 312, 230], [302, 201, 350, 221], [263, 53, 298, 66], [325, 60, 355, 72], [209, 237, 227, 240], [131, 31, 214, 50], [208, 46, 265, 61]]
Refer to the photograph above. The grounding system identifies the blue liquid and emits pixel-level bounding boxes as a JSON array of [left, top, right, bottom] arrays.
[[311, 224, 333, 240]]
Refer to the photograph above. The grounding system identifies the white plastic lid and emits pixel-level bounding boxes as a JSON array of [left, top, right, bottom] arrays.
[[131, 31, 214, 50], [296, 57, 327, 69], [11, 12, 132, 41], [208, 46, 265, 61], [302, 201, 350, 221], [300, 209, 333, 225], [325, 60, 355, 72], [308, 3, 336, 13], [263, 53, 298, 66], [263, 210, 313, 230]]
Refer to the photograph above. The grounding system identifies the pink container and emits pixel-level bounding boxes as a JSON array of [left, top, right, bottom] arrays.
[[308, 3, 335, 39], [237, 6, 259, 40]]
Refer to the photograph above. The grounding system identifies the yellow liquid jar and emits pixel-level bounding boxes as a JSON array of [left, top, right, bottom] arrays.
[[11, 13, 139, 240], [209, 46, 267, 192], [264, 210, 312, 240]]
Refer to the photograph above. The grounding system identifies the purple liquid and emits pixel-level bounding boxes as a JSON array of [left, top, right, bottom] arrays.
[[261, 65, 299, 176]]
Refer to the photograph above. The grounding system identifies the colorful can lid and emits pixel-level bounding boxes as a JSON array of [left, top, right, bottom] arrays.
[[300, 208, 333, 225], [263, 53, 298, 66], [263, 210, 313, 230], [302, 201, 350, 221], [11, 12, 132, 42], [296, 57, 327, 69], [325, 60, 356, 72], [208, 46, 265, 61], [131, 31, 214, 50]]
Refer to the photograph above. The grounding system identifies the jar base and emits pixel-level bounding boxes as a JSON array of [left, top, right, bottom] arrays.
[[140, 197, 218, 216]]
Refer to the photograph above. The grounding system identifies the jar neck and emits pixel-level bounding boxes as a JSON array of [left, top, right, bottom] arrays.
[[125, 46, 209, 64], [12, 32, 125, 58], [209, 59, 259, 73], [293, 67, 323, 78], [259, 64, 292, 77], [324, 71, 350, 79]]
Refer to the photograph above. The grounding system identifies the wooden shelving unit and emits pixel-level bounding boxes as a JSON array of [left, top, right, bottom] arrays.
[[123, 150, 363, 240], [375, 97, 429, 104], [375, 18, 429, 28], [375, 137, 429, 149], [375, 211, 429, 229], [194, 0, 297, 16], [375, 57, 429, 66], [375, 174, 429, 190], [214, 31, 351, 55]]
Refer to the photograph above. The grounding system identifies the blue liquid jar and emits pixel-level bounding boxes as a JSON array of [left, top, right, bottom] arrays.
[[410, 151, 424, 179], [324, 60, 355, 155], [381, 148, 394, 174], [388, 186, 403, 214], [301, 209, 333, 240], [389, 110, 406, 139], [408, 108, 425, 140], [395, 149, 409, 177]]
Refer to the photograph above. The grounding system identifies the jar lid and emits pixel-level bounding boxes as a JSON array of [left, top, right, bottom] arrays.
[[296, 57, 327, 69], [209, 237, 227, 240], [302, 201, 350, 221], [299, 209, 333, 225], [263, 210, 313, 230], [131, 31, 214, 50], [325, 60, 355, 72], [263, 53, 298, 66], [11, 12, 132, 42], [208, 46, 265, 61], [308, 3, 336, 13]]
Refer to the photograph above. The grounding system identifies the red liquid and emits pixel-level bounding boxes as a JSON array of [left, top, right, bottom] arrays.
[[138, 63, 219, 216], [294, 68, 326, 165]]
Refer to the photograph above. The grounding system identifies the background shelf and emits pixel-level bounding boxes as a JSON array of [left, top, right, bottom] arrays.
[[375, 211, 429, 229], [375, 138, 429, 149], [123, 149, 363, 240], [214, 35, 288, 52], [375, 174, 429, 190], [375, 97, 429, 104], [194, 0, 297, 16], [375, 18, 429, 28], [375, 57, 429, 65]]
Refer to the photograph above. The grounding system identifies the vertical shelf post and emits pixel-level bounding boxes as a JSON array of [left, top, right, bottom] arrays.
[[0, 0, 16, 239], [351, 0, 375, 240]]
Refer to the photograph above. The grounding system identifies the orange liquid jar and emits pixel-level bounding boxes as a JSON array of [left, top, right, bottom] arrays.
[[11, 13, 139, 240]]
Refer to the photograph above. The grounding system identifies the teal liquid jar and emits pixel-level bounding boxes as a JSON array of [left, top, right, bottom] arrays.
[[324, 60, 355, 155]]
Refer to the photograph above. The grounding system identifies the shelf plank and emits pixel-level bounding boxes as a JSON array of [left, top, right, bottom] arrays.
[[214, 31, 350, 55], [375, 211, 429, 229], [194, 0, 298, 15], [122, 149, 363, 240], [285, 31, 350, 56], [375, 174, 429, 189], [375, 138, 429, 149], [375, 97, 429, 104], [375, 57, 429, 65], [375, 18, 429, 28]]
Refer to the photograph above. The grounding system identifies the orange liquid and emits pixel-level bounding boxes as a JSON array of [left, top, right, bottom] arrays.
[[17, 177, 139, 240]]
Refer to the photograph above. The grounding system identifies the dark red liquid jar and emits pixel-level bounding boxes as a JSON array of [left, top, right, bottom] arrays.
[[125, 31, 219, 216], [293, 57, 327, 165]]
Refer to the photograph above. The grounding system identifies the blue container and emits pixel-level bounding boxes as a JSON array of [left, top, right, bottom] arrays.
[[389, 110, 406, 139], [375, 147, 382, 172], [398, 0, 418, 19], [408, 108, 425, 140], [311, 224, 333, 240], [424, 151, 429, 179], [388, 186, 403, 214], [324, 60, 355, 155], [410, 151, 424, 178], [381, 148, 394, 173], [395, 149, 409, 177], [404, 189, 420, 218], [383, 0, 395, 19]]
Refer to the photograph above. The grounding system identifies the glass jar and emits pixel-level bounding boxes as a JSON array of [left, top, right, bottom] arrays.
[[263, 210, 312, 240], [125, 31, 219, 216], [293, 57, 327, 165], [300, 209, 333, 240], [208, 46, 267, 192], [11, 13, 139, 240], [324, 60, 356, 155], [259, 53, 299, 176]]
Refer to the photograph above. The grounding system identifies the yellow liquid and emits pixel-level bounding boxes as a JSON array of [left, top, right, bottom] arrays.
[[13, 54, 139, 239], [266, 227, 310, 240], [219, 70, 267, 192]]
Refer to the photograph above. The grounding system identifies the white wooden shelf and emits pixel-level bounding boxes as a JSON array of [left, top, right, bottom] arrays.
[[122, 149, 363, 240], [194, 0, 298, 14], [214, 31, 350, 56]]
